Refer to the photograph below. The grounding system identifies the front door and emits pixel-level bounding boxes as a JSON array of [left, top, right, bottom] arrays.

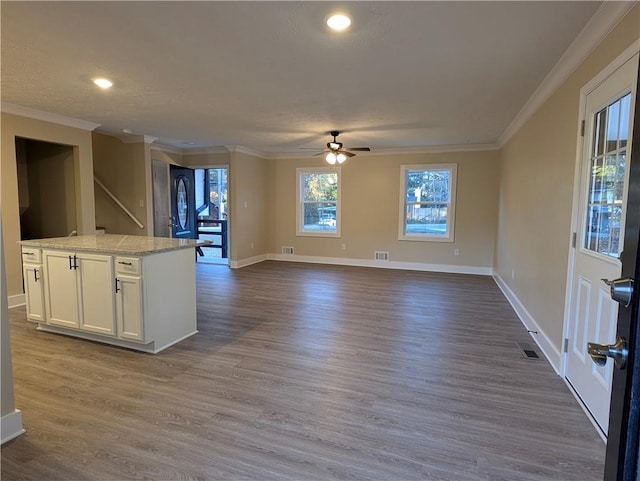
[[603, 58, 640, 481], [169, 165, 197, 239], [566, 54, 638, 434]]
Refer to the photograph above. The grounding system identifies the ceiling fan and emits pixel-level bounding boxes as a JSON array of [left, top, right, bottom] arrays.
[[311, 131, 371, 164]]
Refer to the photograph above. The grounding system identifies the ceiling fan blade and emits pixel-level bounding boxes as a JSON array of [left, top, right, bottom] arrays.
[[342, 151, 356, 157], [299, 147, 322, 150], [346, 147, 370, 151], [312, 151, 325, 156]]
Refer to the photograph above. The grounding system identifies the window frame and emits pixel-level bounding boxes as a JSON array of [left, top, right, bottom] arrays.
[[398, 163, 457, 242], [296, 167, 341, 238]]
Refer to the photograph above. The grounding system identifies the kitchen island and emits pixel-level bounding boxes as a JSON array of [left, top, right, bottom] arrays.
[[19, 234, 210, 353]]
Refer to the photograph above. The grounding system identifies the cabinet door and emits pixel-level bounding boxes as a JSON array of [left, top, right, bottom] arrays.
[[23, 263, 44, 322], [77, 253, 116, 336], [116, 275, 144, 341], [43, 250, 79, 328]]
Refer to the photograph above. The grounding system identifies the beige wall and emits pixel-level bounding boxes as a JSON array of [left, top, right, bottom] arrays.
[[272, 150, 500, 268], [150, 147, 184, 167], [1, 112, 96, 299], [92, 133, 151, 236], [229, 151, 272, 261], [181, 151, 230, 168], [495, 6, 640, 350]]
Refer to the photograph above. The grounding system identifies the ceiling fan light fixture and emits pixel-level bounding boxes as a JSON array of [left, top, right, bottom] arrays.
[[336, 153, 347, 164], [326, 152, 337, 165], [327, 14, 351, 31], [328, 141, 341, 150]]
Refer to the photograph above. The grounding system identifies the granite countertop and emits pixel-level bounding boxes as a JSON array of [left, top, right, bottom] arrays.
[[20, 234, 212, 256]]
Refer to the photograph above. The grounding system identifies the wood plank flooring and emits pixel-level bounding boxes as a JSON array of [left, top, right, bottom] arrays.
[[2, 261, 605, 480]]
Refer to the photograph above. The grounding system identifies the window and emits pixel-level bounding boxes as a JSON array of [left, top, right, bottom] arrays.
[[399, 164, 457, 242], [297, 167, 340, 237], [583, 92, 630, 258]]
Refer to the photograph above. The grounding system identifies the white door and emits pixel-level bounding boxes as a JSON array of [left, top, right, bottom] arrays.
[[77, 253, 116, 336], [566, 54, 638, 434], [43, 250, 80, 328]]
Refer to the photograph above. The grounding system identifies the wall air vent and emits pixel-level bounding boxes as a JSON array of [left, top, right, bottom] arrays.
[[374, 251, 389, 261], [282, 246, 294, 255]]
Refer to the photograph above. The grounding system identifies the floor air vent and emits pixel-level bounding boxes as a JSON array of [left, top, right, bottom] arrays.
[[516, 342, 541, 360], [374, 251, 389, 261], [282, 246, 294, 255]]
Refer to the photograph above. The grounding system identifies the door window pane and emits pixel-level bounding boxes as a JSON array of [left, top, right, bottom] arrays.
[[176, 177, 188, 230], [619, 94, 631, 148], [584, 92, 631, 258]]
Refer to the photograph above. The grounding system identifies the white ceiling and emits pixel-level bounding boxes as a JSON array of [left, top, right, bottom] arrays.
[[1, 1, 605, 154]]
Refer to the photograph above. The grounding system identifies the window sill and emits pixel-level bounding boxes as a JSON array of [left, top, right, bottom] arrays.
[[398, 234, 454, 243]]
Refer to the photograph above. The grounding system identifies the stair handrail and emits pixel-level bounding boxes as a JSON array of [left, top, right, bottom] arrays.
[[93, 177, 144, 229]]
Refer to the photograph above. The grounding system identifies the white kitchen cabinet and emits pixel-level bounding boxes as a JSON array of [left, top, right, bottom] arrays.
[[77, 254, 116, 335], [20, 235, 203, 354], [21, 248, 44, 322], [43, 250, 80, 328], [115, 257, 143, 341], [42, 250, 115, 335], [115, 275, 143, 340]]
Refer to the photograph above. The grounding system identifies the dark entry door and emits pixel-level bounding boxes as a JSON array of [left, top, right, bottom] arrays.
[[602, 63, 640, 481], [169, 165, 197, 239]]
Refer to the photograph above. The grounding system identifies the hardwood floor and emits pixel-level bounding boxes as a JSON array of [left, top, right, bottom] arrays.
[[2, 261, 605, 480]]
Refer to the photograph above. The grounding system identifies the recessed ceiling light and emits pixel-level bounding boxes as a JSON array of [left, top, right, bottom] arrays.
[[93, 78, 113, 89], [327, 14, 351, 31]]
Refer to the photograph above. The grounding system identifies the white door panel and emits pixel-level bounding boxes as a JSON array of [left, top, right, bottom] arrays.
[[566, 53, 638, 434], [78, 254, 115, 335]]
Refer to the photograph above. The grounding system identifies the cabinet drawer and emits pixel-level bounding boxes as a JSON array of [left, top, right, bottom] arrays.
[[115, 257, 141, 275], [22, 248, 41, 264]]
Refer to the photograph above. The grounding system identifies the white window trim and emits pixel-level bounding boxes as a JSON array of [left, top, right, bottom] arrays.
[[296, 167, 341, 238], [398, 163, 457, 242]]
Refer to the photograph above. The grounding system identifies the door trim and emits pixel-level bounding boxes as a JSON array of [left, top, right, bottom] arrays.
[[561, 42, 640, 426]]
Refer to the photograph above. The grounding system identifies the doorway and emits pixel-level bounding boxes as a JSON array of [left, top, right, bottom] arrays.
[[565, 53, 638, 435], [15, 137, 77, 240], [194, 167, 228, 265]]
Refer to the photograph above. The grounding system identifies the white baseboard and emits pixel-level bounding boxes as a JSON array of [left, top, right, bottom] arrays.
[[229, 254, 269, 269], [8, 294, 25, 309], [493, 273, 561, 374], [267, 253, 493, 276], [1, 409, 25, 445]]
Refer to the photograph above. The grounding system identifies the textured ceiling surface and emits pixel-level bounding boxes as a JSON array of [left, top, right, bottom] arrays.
[[1, 1, 600, 153]]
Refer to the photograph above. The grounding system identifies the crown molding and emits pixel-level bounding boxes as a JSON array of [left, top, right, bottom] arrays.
[[274, 143, 498, 159], [119, 134, 159, 144], [497, 1, 637, 148], [225, 145, 271, 158], [366, 143, 499, 156], [150, 144, 235, 156], [150, 143, 185, 155], [0, 102, 101, 131], [183, 146, 230, 156]]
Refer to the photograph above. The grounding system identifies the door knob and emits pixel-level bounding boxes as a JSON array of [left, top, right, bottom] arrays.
[[587, 337, 628, 369], [601, 277, 634, 307]]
